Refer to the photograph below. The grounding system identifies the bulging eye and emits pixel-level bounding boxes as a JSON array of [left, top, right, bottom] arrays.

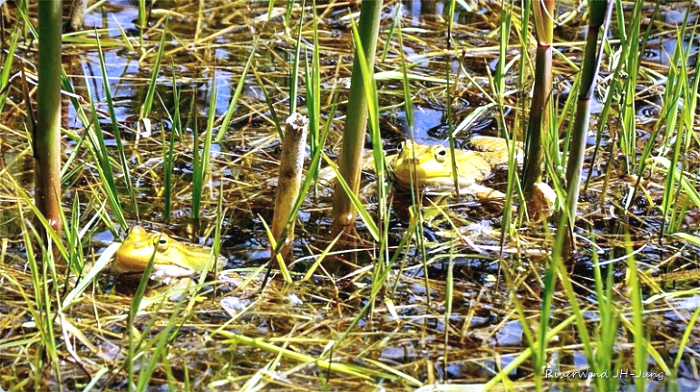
[[397, 141, 405, 152], [433, 146, 447, 162], [155, 236, 169, 251]]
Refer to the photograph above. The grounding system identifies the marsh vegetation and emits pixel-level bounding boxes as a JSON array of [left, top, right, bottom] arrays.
[[1, 0, 699, 390]]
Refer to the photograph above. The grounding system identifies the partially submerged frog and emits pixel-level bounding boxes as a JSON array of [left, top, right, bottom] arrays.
[[317, 136, 555, 217], [391, 136, 556, 218], [115, 225, 226, 283], [390, 137, 519, 199]]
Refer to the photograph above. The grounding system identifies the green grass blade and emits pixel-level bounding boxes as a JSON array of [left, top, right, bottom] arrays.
[[95, 33, 138, 219], [322, 153, 379, 241], [139, 21, 168, 121], [216, 41, 258, 142], [288, 1, 306, 115], [0, 25, 19, 114]]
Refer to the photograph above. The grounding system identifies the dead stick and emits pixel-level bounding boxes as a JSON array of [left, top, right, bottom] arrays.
[[271, 113, 308, 258]]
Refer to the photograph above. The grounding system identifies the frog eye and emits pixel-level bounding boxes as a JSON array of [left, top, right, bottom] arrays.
[[433, 146, 447, 163], [397, 142, 405, 152], [155, 236, 169, 251]]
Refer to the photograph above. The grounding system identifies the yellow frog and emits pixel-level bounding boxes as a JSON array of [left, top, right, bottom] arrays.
[[115, 225, 226, 282], [391, 137, 520, 200]]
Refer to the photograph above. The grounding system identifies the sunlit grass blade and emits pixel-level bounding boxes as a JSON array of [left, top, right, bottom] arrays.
[[379, 3, 402, 62], [136, 297, 185, 392], [163, 71, 180, 222], [373, 71, 447, 84], [623, 231, 647, 392], [308, 0, 321, 156], [78, 63, 128, 230], [585, 1, 648, 192], [47, 33, 126, 231], [617, 0, 644, 169], [349, 12, 387, 235], [65, 194, 83, 275], [661, 23, 699, 233], [192, 76, 217, 222], [62, 242, 119, 310], [396, 20, 434, 301], [137, 0, 146, 48], [444, 14, 460, 199], [650, 156, 700, 208], [95, 33, 138, 219], [126, 248, 158, 392], [322, 153, 379, 241], [302, 232, 342, 281], [494, 0, 510, 98], [215, 40, 258, 142], [139, 20, 167, 122], [590, 232, 620, 391], [260, 215, 292, 284], [112, 14, 136, 53], [18, 206, 63, 385], [547, 207, 602, 390], [288, 0, 305, 116], [0, 25, 19, 114], [483, 314, 577, 389], [6, 172, 69, 259], [252, 66, 283, 139], [219, 332, 397, 381], [673, 303, 700, 371]]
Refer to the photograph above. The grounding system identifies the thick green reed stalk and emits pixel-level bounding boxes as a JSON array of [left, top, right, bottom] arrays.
[[563, 0, 613, 250], [331, 0, 383, 231], [522, 0, 554, 207], [36, 0, 63, 236]]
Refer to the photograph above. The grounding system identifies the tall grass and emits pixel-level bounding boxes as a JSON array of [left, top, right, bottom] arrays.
[[345, 16, 393, 318], [2, 1, 699, 390], [0, 24, 19, 115], [77, 65, 128, 230], [96, 34, 138, 220], [661, 24, 700, 234], [394, 16, 432, 306], [306, 0, 321, 169], [617, 0, 644, 170], [191, 75, 217, 222], [215, 43, 257, 143], [139, 22, 167, 134], [561, 0, 612, 252], [163, 69, 180, 223]]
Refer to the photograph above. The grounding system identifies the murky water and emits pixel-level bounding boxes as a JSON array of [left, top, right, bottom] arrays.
[[1, 0, 700, 390]]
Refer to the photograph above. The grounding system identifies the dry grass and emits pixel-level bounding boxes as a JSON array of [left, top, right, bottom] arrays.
[[1, 0, 699, 390]]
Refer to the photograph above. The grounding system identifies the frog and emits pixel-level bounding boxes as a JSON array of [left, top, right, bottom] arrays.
[[390, 137, 519, 199], [316, 136, 555, 217], [115, 225, 226, 283], [390, 137, 556, 218]]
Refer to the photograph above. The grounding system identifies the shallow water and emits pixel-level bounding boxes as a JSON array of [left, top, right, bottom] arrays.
[[1, 0, 700, 390]]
